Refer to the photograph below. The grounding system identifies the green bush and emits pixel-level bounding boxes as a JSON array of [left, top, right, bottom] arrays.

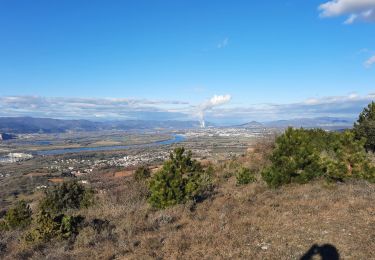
[[148, 147, 212, 209], [262, 128, 375, 188], [24, 181, 91, 242], [0, 200, 32, 230], [58, 214, 85, 239], [39, 181, 93, 214], [25, 210, 60, 242], [353, 102, 375, 152], [134, 166, 151, 181], [25, 210, 84, 242], [236, 167, 256, 185]]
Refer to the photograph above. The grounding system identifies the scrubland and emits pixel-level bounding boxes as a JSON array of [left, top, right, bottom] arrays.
[[1, 129, 374, 260]]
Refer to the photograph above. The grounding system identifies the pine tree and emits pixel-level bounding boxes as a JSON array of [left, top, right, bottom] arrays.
[[262, 128, 375, 187], [353, 101, 375, 152], [148, 147, 211, 209]]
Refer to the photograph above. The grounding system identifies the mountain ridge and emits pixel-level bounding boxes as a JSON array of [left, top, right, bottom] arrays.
[[0, 116, 356, 133], [0, 117, 204, 133]]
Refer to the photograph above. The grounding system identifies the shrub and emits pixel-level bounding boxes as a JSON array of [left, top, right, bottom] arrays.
[[262, 128, 375, 187], [353, 102, 375, 152], [24, 181, 91, 243], [148, 147, 212, 209], [236, 167, 256, 185], [319, 131, 375, 181], [25, 210, 84, 242], [75, 218, 115, 247], [39, 181, 93, 214], [0, 200, 32, 230], [134, 166, 151, 181], [25, 210, 60, 242], [58, 215, 85, 239]]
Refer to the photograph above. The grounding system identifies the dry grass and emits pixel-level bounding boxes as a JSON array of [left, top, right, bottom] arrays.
[[107, 179, 374, 260], [5, 177, 371, 259]]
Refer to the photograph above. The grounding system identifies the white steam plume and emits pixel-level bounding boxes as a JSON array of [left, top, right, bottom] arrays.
[[198, 94, 232, 128]]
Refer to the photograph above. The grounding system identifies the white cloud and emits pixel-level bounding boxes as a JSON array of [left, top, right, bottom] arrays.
[[0, 96, 190, 120], [319, 0, 375, 24], [364, 55, 375, 68], [217, 38, 229, 49], [204, 93, 374, 122]]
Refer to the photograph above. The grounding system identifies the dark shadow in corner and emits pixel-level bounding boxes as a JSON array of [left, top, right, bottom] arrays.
[[300, 244, 340, 260]]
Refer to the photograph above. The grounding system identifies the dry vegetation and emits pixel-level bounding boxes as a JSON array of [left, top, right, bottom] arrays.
[[1, 138, 374, 260]]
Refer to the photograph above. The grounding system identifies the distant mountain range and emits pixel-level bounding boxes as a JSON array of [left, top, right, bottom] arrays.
[[263, 117, 355, 130], [234, 121, 265, 128], [230, 117, 355, 130], [0, 117, 203, 133], [0, 116, 355, 134]]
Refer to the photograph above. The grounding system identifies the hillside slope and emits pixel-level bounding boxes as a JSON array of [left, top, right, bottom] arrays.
[[4, 176, 372, 259], [90, 179, 373, 259]]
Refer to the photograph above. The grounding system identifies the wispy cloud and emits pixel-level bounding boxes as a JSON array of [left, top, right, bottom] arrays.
[[364, 55, 375, 68], [217, 37, 229, 49], [0, 96, 190, 120], [319, 0, 375, 24]]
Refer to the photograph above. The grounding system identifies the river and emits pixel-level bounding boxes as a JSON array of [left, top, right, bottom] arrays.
[[35, 134, 186, 156]]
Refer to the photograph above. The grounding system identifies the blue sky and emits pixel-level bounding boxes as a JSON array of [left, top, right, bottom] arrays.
[[0, 0, 374, 123]]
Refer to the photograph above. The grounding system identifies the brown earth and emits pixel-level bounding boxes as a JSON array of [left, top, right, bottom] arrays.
[[25, 172, 48, 177], [47, 178, 64, 183], [114, 170, 133, 178]]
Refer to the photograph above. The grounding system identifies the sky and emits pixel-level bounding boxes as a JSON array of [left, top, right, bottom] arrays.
[[0, 0, 374, 123]]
